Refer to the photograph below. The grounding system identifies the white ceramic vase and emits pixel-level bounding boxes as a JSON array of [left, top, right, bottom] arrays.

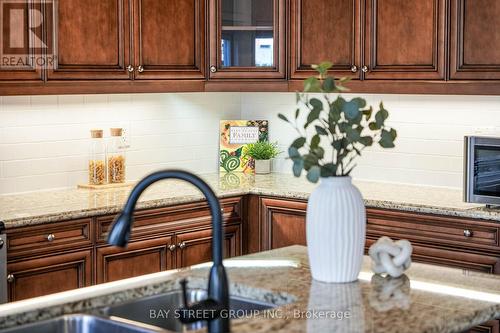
[[306, 176, 366, 283], [254, 159, 271, 174]]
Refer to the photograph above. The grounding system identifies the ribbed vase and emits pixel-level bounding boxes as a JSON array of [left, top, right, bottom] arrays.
[[306, 176, 366, 283]]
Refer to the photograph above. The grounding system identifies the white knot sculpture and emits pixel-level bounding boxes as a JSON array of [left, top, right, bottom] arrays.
[[369, 236, 412, 278]]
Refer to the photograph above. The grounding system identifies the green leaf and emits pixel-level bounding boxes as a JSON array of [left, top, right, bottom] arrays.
[[292, 158, 304, 177], [278, 113, 289, 123], [303, 154, 319, 170], [306, 166, 321, 183], [309, 98, 323, 111], [288, 147, 301, 159], [375, 104, 389, 127], [320, 163, 336, 177], [310, 134, 320, 149], [291, 137, 306, 149], [315, 125, 328, 136], [304, 108, 321, 129], [312, 147, 325, 159], [379, 129, 396, 148], [304, 77, 321, 92], [369, 122, 380, 130], [295, 108, 300, 119], [345, 127, 361, 142], [359, 136, 374, 146], [322, 77, 335, 92], [362, 106, 373, 120], [343, 101, 360, 120], [389, 128, 398, 140], [352, 97, 367, 109]]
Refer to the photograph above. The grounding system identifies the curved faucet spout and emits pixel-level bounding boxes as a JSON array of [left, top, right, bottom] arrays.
[[107, 170, 230, 333], [107, 170, 224, 265]]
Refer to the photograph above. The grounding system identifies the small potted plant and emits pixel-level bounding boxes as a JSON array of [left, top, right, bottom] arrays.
[[245, 141, 281, 174], [279, 62, 397, 283]]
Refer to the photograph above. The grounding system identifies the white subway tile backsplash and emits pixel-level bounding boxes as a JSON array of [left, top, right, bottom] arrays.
[[0, 91, 496, 194]]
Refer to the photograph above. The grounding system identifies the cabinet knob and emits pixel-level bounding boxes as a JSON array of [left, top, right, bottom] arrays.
[[0, 239, 4, 249], [178, 241, 187, 249], [210, 66, 217, 73], [46, 234, 56, 242], [361, 65, 369, 73], [350, 65, 358, 73], [463, 229, 473, 238], [137, 65, 144, 73], [7, 274, 14, 283], [127, 65, 134, 73], [168, 244, 176, 252]]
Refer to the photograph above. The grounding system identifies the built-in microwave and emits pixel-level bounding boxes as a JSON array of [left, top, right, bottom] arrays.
[[464, 136, 500, 207]]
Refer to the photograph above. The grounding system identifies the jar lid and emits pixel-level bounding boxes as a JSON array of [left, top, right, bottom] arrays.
[[110, 128, 123, 137], [90, 129, 103, 138]]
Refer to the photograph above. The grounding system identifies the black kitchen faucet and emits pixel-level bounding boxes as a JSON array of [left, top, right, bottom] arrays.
[[107, 170, 230, 333]]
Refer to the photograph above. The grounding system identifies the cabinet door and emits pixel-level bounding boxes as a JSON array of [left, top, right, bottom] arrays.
[[0, 0, 44, 81], [450, 0, 500, 80], [133, 0, 205, 79], [46, 0, 131, 80], [96, 236, 175, 284], [175, 225, 241, 268], [208, 0, 286, 79], [364, 0, 446, 80], [7, 250, 92, 302], [290, 0, 361, 79], [260, 198, 307, 251]]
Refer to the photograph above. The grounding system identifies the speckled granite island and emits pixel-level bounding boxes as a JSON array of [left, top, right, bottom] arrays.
[[0, 172, 497, 228], [0, 246, 499, 333]]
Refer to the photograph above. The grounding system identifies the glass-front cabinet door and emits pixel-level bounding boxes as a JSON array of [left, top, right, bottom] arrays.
[[209, 0, 285, 79]]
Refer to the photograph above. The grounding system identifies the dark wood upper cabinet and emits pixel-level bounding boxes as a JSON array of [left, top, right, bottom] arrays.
[[0, 0, 44, 81], [290, 0, 362, 80], [450, 0, 500, 80], [208, 0, 286, 79], [46, 0, 131, 80], [364, 0, 446, 80], [133, 0, 205, 80]]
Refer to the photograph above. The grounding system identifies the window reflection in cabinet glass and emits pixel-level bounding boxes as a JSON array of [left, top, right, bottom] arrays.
[[221, 31, 273, 67], [220, 0, 274, 68]]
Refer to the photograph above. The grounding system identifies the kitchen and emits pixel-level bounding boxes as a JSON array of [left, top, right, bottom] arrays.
[[1, 0, 500, 332]]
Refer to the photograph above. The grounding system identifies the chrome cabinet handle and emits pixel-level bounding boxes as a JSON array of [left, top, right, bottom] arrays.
[[361, 65, 369, 73], [137, 65, 144, 73], [210, 66, 217, 73], [350, 65, 358, 73], [46, 234, 56, 242], [168, 244, 176, 252], [0, 239, 4, 249], [463, 229, 473, 238], [127, 65, 134, 73], [178, 241, 187, 249], [7, 274, 14, 283]]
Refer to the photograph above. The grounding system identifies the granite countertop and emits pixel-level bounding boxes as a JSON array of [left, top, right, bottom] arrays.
[[0, 172, 496, 228], [1, 245, 500, 333]]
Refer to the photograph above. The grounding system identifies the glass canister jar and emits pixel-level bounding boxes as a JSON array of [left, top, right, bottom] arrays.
[[88, 129, 106, 185], [107, 128, 127, 183]]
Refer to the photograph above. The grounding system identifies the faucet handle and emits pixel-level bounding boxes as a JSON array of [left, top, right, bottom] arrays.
[[177, 279, 223, 324], [180, 279, 189, 308]]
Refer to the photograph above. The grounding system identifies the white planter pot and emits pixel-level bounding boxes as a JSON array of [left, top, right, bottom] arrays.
[[306, 176, 366, 283], [254, 159, 271, 174]]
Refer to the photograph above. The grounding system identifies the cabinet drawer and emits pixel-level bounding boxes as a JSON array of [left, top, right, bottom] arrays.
[[367, 209, 500, 252], [96, 197, 243, 243], [6, 219, 93, 258]]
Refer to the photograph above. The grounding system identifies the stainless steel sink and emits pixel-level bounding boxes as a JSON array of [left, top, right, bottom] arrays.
[[104, 289, 277, 332], [1, 314, 156, 333]]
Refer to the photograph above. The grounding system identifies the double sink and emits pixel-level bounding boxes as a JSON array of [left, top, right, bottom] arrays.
[[3, 289, 277, 333]]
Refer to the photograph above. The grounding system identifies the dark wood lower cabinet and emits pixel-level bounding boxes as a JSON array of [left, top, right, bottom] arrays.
[[175, 225, 241, 268], [259, 197, 307, 251], [7, 249, 92, 301], [96, 236, 175, 284], [468, 320, 500, 333]]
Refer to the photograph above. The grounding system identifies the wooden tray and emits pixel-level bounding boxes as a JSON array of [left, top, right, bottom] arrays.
[[77, 182, 133, 190]]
